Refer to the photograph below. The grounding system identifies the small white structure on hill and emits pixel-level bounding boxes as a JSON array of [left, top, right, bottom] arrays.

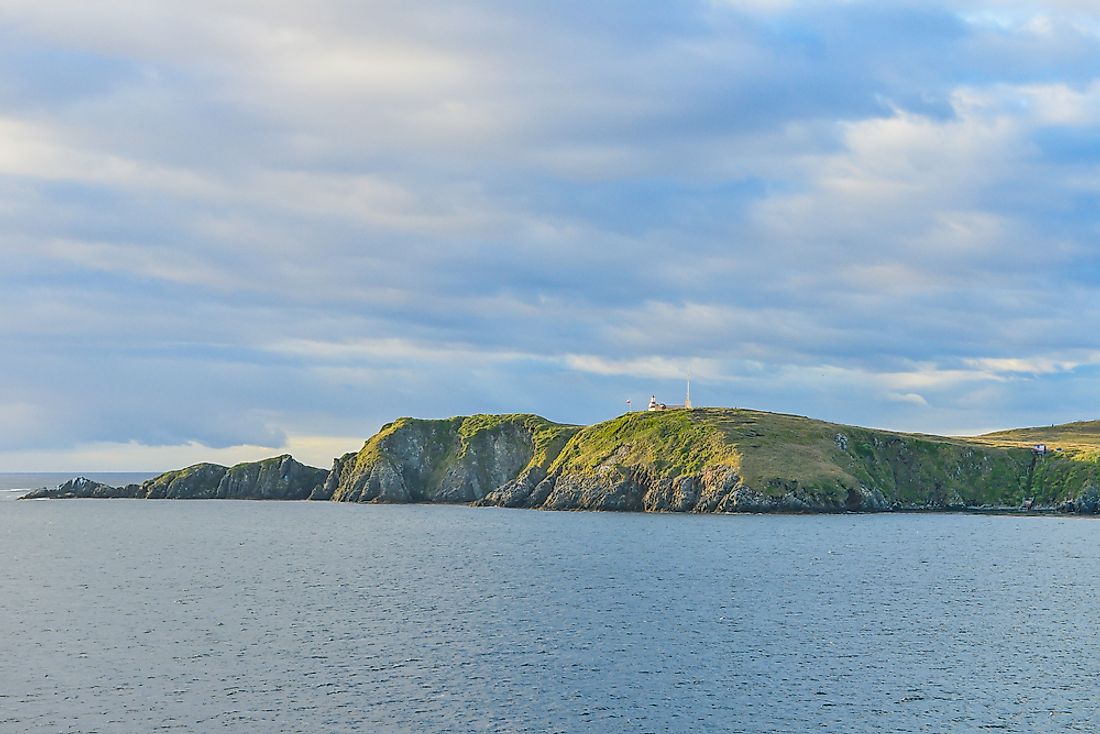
[[648, 379, 693, 411]]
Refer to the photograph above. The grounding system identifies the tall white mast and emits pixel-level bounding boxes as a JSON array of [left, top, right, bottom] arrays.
[[685, 375, 693, 409]]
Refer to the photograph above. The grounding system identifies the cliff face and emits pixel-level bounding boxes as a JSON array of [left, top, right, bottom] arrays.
[[143, 462, 229, 499], [320, 414, 580, 504], [21, 456, 326, 500], [216, 455, 327, 500]]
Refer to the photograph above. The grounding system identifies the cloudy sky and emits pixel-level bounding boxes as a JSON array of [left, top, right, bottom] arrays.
[[3, 1, 1100, 470]]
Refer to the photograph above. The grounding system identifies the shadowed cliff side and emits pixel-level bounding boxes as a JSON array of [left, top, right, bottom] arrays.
[[314, 414, 580, 503]]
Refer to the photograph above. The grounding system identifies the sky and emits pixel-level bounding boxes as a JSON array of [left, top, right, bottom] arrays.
[[3, 0, 1100, 471]]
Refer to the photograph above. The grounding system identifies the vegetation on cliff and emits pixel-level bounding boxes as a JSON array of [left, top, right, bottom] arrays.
[[971, 421, 1100, 509], [22, 408, 1100, 514], [538, 409, 1037, 510], [321, 414, 580, 503]]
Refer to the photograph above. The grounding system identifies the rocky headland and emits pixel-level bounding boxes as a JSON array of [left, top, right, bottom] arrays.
[[20, 408, 1100, 514], [24, 454, 326, 501]]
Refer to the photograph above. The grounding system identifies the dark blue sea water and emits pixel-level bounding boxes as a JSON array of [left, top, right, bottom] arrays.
[[2, 499, 1098, 733]]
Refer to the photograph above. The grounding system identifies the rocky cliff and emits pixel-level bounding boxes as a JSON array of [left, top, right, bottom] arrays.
[[316, 414, 579, 503], [21, 409, 1100, 514], [21, 455, 326, 500]]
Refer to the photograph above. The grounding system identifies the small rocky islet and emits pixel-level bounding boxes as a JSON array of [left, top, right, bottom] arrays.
[[20, 408, 1100, 514]]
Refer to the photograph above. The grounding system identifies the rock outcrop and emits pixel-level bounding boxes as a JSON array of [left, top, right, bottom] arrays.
[[321, 414, 579, 504], [215, 455, 327, 500], [21, 476, 143, 500], [21, 456, 326, 501], [143, 462, 229, 499]]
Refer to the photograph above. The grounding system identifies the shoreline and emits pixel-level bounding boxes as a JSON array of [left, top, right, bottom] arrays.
[[12, 492, 1095, 519]]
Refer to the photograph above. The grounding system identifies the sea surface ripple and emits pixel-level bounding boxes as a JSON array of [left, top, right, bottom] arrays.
[[1, 500, 1098, 733]]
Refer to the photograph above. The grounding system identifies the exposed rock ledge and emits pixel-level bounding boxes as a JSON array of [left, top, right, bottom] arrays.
[[21, 455, 326, 501]]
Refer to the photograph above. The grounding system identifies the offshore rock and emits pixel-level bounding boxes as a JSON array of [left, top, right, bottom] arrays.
[[215, 455, 326, 500], [20, 457, 326, 501], [20, 476, 143, 499]]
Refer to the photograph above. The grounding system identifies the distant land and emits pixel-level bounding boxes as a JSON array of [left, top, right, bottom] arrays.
[[20, 408, 1100, 514]]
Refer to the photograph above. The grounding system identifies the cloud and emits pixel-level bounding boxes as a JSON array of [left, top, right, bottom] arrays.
[[963, 353, 1100, 375], [4, 1, 1100, 468], [885, 392, 931, 407], [564, 354, 722, 380], [0, 434, 360, 473]]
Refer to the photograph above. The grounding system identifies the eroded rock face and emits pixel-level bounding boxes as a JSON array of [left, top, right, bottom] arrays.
[[328, 416, 567, 504], [541, 468, 649, 512], [20, 457, 327, 501], [144, 463, 228, 499], [514, 466, 892, 514], [477, 466, 550, 508], [19, 477, 143, 499], [216, 455, 326, 500]]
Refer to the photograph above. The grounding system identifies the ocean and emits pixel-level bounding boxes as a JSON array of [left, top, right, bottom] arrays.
[[2, 497, 1098, 732]]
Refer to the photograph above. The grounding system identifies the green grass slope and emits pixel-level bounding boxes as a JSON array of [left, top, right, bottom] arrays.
[[547, 408, 1037, 509], [967, 421, 1100, 508]]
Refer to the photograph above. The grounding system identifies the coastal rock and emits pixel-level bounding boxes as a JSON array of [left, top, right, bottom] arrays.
[[476, 466, 549, 508], [215, 455, 326, 500], [541, 468, 650, 511], [143, 463, 228, 499], [19, 477, 143, 499], [328, 415, 579, 504], [20, 457, 327, 501]]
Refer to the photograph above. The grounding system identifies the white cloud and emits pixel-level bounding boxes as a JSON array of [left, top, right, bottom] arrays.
[[0, 116, 220, 198], [964, 353, 1100, 374], [269, 337, 544, 365], [0, 434, 360, 473], [38, 238, 240, 290], [563, 354, 724, 380], [884, 391, 930, 407]]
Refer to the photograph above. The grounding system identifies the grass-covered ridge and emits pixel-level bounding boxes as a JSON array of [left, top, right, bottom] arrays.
[[548, 409, 740, 478], [547, 408, 1038, 507], [973, 420, 1100, 461], [966, 421, 1100, 506], [332, 408, 1100, 510]]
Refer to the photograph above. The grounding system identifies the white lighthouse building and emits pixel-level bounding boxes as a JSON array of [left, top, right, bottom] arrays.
[[647, 378, 693, 411]]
